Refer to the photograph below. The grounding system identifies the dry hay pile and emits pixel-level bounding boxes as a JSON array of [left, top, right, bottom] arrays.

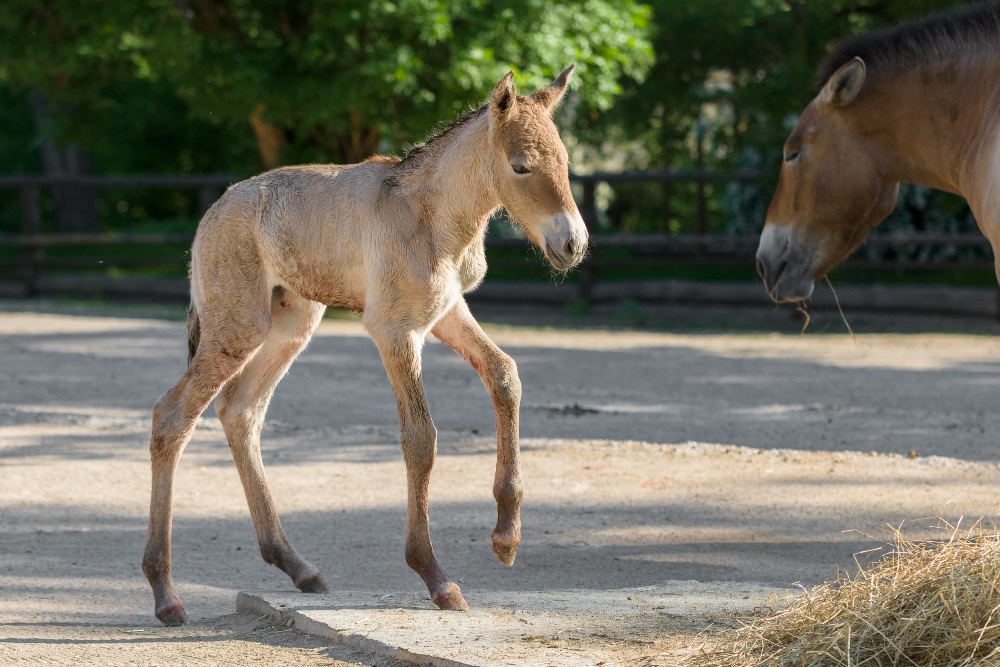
[[689, 527, 1000, 667]]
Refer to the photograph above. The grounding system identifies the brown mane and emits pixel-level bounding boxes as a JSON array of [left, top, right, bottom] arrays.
[[395, 103, 491, 168], [817, 2, 1000, 87]]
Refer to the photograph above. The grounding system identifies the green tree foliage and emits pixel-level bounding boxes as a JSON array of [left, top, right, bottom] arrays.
[[595, 0, 973, 170], [579, 0, 976, 234], [0, 1, 981, 239], [160, 0, 654, 165], [0, 0, 653, 170], [0, 2, 258, 176]]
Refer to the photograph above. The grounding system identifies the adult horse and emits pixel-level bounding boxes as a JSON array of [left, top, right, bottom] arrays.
[[756, 4, 1000, 302], [143, 67, 588, 625]]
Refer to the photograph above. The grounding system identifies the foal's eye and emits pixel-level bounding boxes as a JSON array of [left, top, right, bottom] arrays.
[[511, 164, 531, 175], [785, 151, 800, 163]]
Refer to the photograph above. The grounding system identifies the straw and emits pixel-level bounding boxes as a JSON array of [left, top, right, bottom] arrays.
[[687, 523, 1000, 667]]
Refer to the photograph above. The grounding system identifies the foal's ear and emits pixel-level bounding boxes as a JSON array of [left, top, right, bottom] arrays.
[[491, 71, 519, 123], [531, 64, 575, 113], [822, 57, 866, 107]]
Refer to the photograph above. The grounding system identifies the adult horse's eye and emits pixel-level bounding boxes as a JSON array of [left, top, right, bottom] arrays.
[[785, 151, 800, 163], [511, 164, 531, 175]]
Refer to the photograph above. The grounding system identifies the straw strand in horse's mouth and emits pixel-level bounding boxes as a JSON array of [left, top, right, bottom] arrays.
[[825, 276, 859, 345], [795, 302, 812, 335]]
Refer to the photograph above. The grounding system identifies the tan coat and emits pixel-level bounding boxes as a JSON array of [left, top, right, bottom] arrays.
[[141, 67, 587, 625]]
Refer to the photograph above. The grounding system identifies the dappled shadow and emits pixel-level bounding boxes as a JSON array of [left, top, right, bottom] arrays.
[[2, 316, 1000, 463], [0, 614, 408, 667], [0, 497, 958, 610], [3, 309, 1000, 624], [7, 306, 1000, 662]]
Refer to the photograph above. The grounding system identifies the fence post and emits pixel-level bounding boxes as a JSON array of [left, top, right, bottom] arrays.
[[21, 185, 42, 297], [695, 133, 708, 234], [661, 180, 673, 233], [578, 178, 598, 300]]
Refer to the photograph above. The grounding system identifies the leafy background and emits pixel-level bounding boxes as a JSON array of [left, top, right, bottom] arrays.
[[0, 0, 981, 247]]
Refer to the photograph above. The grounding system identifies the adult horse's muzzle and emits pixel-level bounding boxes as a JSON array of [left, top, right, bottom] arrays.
[[756, 224, 817, 303], [542, 211, 589, 271]]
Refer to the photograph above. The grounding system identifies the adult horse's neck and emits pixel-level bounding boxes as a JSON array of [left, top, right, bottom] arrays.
[[393, 113, 502, 259], [859, 57, 1000, 229]]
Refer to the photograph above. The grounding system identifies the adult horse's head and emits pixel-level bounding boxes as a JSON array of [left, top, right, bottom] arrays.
[[756, 57, 900, 302], [487, 66, 588, 272]]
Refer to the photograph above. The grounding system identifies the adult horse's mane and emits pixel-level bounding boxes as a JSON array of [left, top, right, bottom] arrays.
[[817, 2, 1000, 87]]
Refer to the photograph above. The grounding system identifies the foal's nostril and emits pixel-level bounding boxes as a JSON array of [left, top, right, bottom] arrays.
[[564, 238, 577, 257], [755, 257, 766, 281]]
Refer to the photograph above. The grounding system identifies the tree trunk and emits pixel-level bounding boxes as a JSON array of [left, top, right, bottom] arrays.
[[336, 111, 380, 164], [31, 92, 101, 233], [249, 104, 285, 170]]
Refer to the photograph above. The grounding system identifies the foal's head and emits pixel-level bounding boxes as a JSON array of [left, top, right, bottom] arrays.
[[756, 58, 899, 302], [487, 67, 588, 272]]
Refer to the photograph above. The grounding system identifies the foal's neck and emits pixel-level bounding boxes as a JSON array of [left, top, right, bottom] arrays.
[[863, 58, 1000, 199], [397, 114, 502, 259]]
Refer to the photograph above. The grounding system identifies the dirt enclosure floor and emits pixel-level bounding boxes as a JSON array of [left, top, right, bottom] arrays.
[[4, 300, 1000, 665]]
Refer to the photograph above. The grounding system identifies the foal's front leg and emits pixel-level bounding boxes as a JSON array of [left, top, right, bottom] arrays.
[[368, 324, 468, 611], [432, 299, 522, 565]]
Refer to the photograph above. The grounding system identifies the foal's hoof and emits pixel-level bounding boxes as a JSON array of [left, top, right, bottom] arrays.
[[155, 600, 189, 626], [491, 529, 520, 566], [294, 571, 330, 594], [432, 583, 469, 611]]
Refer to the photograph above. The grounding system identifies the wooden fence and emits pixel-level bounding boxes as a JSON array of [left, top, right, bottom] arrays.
[[1, 174, 231, 295], [571, 168, 761, 235], [0, 172, 994, 300]]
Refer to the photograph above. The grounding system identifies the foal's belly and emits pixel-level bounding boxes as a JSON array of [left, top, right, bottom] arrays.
[[258, 223, 368, 311], [270, 256, 367, 312]]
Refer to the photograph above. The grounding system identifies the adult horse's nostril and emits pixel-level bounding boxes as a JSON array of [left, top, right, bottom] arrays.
[[768, 260, 788, 293], [757, 255, 788, 293], [564, 238, 577, 257]]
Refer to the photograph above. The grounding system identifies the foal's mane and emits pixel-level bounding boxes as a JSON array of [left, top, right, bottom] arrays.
[[394, 104, 490, 169], [818, 2, 1000, 87]]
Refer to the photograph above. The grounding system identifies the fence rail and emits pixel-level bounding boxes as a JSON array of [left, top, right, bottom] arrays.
[[0, 172, 995, 301], [569, 168, 760, 238], [1, 174, 234, 295]]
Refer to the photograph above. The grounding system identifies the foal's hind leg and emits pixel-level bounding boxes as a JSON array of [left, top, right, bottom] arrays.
[[216, 289, 328, 593], [432, 299, 522, 565], [366, 318, 468, 611], [143, 311, 268, 626]]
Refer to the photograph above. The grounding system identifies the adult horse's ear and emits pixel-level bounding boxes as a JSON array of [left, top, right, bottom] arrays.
[[823, 57, 866, 107], [531, 64, 575, 112], [491, 71, 518, 123]]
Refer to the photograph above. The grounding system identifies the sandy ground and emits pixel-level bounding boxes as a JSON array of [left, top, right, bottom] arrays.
[[3, 299, 1000, 664]]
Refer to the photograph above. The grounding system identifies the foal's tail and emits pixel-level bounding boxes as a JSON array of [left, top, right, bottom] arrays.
[[186, 303, 201, 366]]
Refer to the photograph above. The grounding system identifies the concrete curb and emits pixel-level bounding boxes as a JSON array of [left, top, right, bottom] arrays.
[[0, 276, 190, 301], [237, 591, 414, 665], [469, 280, 1000, 318], [236, 584, 796, 667]]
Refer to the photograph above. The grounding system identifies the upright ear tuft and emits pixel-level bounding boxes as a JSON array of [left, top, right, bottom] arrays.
[[823, 57, 866, 107], [491, 71, 518, 123], [531, 64, 575, 112]]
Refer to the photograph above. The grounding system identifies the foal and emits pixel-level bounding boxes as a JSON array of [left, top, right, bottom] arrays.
[[143, 67, 588, 625]]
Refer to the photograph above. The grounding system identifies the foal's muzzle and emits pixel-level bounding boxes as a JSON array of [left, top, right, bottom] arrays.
[[543, 211, 588, 271]]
